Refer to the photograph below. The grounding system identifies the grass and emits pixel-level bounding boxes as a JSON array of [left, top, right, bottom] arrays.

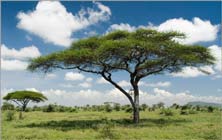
[[2, 110, 221, 140]]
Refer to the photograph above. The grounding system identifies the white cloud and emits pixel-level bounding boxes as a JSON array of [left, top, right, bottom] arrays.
[[96, 77, 109, 84], [107, 17, 219, 45], [209, 45, 221, 72], [17, 1, 111, 47], [171, 66, 206, 78], [1, 44, 41, 59], [64, 72, 85, 81], [2, 87, 221, 106], [118, 80, 131, 87], [1, 58, 28, 71], [153, 88, 173, 97], [79, 82, 92, 88], [86, 77, 93, 82], [139, 81, 171, 87], [107, 23, 136, 33], [157, 17, 219, 44], [45, 73, 57, 79], [1, 44, 41, 71]]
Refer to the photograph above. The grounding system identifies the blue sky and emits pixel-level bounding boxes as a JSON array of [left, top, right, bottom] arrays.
[[1, 1, 222, 106]]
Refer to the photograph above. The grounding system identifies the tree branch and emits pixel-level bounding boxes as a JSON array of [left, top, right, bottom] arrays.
[[101, 72, 135, 109]]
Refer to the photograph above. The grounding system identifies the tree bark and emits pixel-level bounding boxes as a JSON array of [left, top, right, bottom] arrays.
[[133, 91, 139, 124]]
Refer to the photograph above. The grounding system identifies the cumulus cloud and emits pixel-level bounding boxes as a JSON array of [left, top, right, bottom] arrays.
[[107, 23, 136, 33], [1, 44, 41, 59], [1, 44, 41, 71], [209, 45, 221, 72], [118, 80, 131, 87], [2, 87, 221, 106], [45, 73, 57, 79], [64, 72, 85, 81], [79, 82, 92, 88], [17, 1, 111, 47], [1, 58, 28, 71], [157, 17, 219, 44], [96, 77, 109, 84], [107, 17, 219, 45], [139, 81, 171, 87]]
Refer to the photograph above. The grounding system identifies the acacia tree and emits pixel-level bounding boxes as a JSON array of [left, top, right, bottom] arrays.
[[3, 90, 47, 118], [27, 29, 214, 123]]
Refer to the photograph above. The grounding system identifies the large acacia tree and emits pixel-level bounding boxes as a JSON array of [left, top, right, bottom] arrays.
[[28, 29, 214, 123]]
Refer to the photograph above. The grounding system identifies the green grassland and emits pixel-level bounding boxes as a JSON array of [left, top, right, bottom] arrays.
[[2, 110, 221, 140]]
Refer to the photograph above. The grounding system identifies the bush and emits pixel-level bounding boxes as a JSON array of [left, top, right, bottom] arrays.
[[5, 110, 15, 121], [113, 103, 121, 111], [43, 104, 56, 112], [207, 106, 214, 112], [104, 104, 112, 112], [160, 108, 174, 116], [140, 104, 148, 111], [1, 102, 15, 110], [125, 107, 133, 113], [188, 109, 198, 114], [180, 110, 188, 115]]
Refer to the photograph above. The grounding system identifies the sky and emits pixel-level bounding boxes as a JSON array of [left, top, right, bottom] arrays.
[[1, 1, 222, 106]]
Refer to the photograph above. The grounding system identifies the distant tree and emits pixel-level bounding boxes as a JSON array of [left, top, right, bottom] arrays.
[[28, 29, 215, 123], [104, 103, 113, 112], [141, 104, 148, 111], [3, 90, 47, 119], [171, 103, 180, 109], [157, 102, 165, 109], [113, 103, 121, 111], [1, 102, 15, 111], [207, 106, 214, 113]]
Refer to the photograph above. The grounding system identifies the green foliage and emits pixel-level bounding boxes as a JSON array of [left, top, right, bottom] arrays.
[[140, 104, 148, 111], [43, 104, 56, 112], [2, 110, 221, 140], [1, 102, 15, 110], [113, 103, 121, 111], [97, 117, 119, 139], [125, 107, 133, 113], [28, 29, 215, 77], [5, 110, 15, 121], [160, 108, 174, 116], [3, 91, 47, 102], [104, 104, 113, 113], [207, 106, 214, 113]]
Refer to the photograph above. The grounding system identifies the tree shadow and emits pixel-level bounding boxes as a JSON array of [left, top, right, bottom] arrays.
[[18, 118, 191, 131]]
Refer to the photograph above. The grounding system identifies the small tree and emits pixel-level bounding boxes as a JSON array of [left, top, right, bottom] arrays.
[[3, 90, 47, 119], [28, 29, 215, 123]]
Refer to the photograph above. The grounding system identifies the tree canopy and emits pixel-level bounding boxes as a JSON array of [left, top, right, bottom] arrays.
[[3, 90, 47, 111], [27, 29, 215, 123]]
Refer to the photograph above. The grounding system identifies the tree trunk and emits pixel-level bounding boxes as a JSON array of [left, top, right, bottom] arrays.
[[19, 110, 23, 120], [133, 92, 139, 124]]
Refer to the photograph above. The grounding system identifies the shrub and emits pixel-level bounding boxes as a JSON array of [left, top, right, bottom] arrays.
[[188, 109, 198, 114], [69, 108, 77, 113], [140, 104, 148, 111], [180, 110, 188, 115], [125, 107, 133, 113], [5, 110, 15, 121], [113, 103, 121, 111], [1, 102, 15, 110], [43, 104, 56, 112], [207, 106, 214, 113], [104, 104, 112, 112], [160, 108, 174, 116]]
